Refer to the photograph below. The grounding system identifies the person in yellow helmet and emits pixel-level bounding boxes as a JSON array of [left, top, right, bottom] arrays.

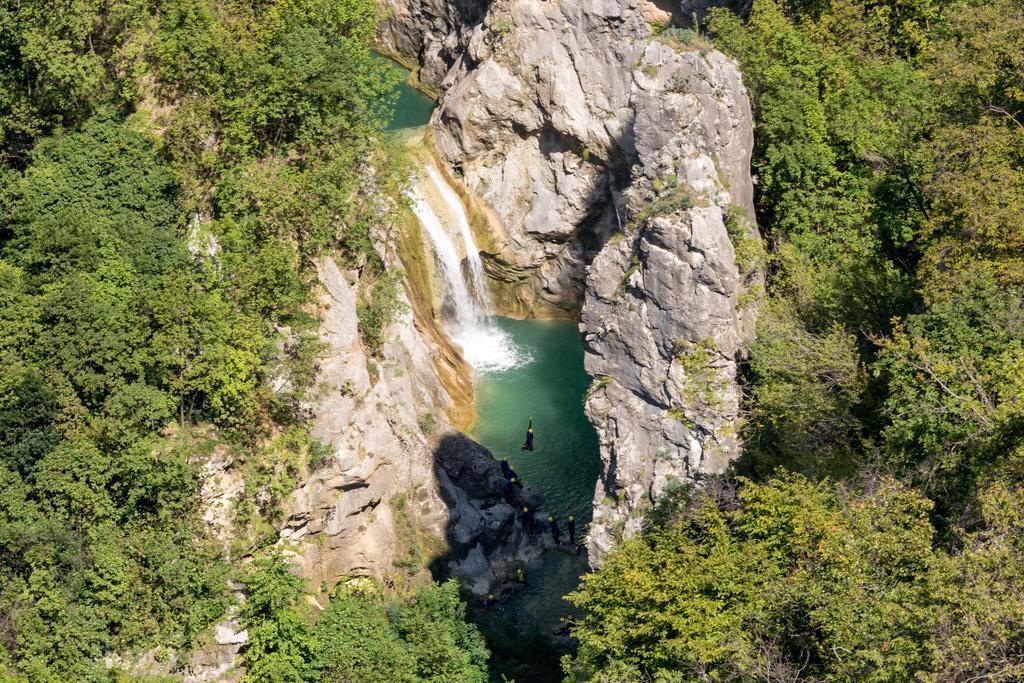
[[520, 506, 535, 534], [515, 567, 526, 584], [521, 417, 534, 451], [548, 515, 561, 544], [567, 514, 576, 547]]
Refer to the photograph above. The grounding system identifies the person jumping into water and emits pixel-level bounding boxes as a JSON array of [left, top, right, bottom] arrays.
[[521, 418, 534, 451]]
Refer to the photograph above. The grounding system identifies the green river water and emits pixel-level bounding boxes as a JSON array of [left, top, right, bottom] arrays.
[[380, 55, 436, 131], [383, 58, 601, 680], [470, 318, 600, 681]]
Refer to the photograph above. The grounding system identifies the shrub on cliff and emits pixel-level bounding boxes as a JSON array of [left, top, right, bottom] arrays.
[[0, 0, 415, 677], [239, 555, 489, 683]]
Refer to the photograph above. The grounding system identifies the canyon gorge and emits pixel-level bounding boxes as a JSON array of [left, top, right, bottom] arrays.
[[284, 0, 759, 633], [6, 0, 1020, 679], [130, 0, 760, 678]]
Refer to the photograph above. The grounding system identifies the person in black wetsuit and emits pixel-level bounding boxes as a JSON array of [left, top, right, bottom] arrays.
[[500, 457, 511, 478], [567, 514, 576, 547], [548, 515, 561, 544], [503, 478, 517, 503], [521, 506, 536, 534], [509, 469, 523, 487], [521, 418, 534, 451]]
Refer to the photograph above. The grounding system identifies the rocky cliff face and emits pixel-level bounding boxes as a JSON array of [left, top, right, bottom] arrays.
[[280, 256, 453, 584], [378, 0, 486, 92], [433, 432, 555, 597], [386, 0, 758, 560], [430, 0, 645, 315], [581, 41, 758, 562], [280, 255, 544, 591], [158, 247, 537, 681]]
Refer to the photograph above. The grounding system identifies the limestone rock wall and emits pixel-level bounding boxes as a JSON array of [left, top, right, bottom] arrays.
[[581, 41, 758, 564], [430, 0, 648, 315], [378, 0, 487, 91], [280, 256, 452, 584]]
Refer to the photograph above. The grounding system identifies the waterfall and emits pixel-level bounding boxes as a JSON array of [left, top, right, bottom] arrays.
[[423, 164, 490, 310], [408, 185, 478, 327], [410, 162, 529, 373]]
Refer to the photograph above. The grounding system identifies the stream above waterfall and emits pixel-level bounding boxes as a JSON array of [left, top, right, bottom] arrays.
[[378, 53, 435, 131]]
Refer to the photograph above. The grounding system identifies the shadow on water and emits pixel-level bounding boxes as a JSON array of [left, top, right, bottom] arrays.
[[426, 429, 575, 683], [427, 317, 600, 682]]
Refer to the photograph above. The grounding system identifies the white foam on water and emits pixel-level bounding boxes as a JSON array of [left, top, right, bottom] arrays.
[[453, 320, 533, 374]]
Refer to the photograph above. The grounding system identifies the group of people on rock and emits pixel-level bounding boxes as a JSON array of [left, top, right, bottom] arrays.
[[517, 505, 570, 542], [482, 420, 585, 608], [500, 457, 524, 504], [502, 456, 578, 549]]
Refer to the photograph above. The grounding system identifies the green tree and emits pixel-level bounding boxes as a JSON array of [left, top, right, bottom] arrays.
[[239, 552, 314, 683], [2, 112, 183, 282], [0, 0, 147, 158], [0, 0, 412, 677], [389, 580, 490, 683], [879, 273, 1024, 526], [741, 301, 867, 478], [310, 584, 418, 683], [148, 269, 265, 429], [567, 475, 948, 681], [0, 360, 60, 478]]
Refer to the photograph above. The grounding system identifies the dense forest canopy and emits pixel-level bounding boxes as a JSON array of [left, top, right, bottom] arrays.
[[566, 0, 1024, 680]]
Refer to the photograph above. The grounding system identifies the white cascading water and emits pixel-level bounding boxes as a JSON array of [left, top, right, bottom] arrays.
[[423, 164, 490, 309], [409, 164, 529, 373]]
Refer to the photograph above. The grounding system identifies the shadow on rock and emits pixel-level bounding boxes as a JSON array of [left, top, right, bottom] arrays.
[[429, 431, 554, 600]]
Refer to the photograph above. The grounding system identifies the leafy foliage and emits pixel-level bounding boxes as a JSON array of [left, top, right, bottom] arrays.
[[570, 0, 1024, 680], [566, 473, 1024, 682], [357, 269, 408, 355], [706, 0, 1024, 517], [239, 555, 489, 683], [0, 0, 419, 677]]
